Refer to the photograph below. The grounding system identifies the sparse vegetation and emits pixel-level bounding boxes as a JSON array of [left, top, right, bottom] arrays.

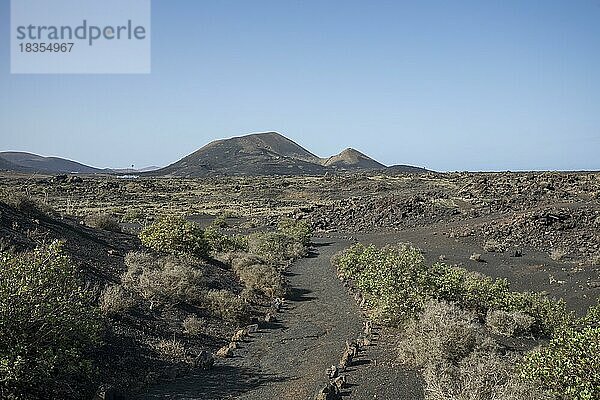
[[205, 289, 247, 322], [182, 316, 204, 335], [521, 302, 600, 399], [99, 284, 138, 316], [0, 241, 101, 399], [550, 248, 567, 261], [85, 213, 122, 233], [121, 251, 206, 307], [333, 242, 600, 400], [139, 216, 209, 259], [2, 193, 56, 218]]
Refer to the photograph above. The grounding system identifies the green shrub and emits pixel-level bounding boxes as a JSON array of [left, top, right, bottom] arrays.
[[0, 241, 101, 399], [521, 326, 600, 399], [334, 243, 428, 324], [139, 216, 209, 259], [277, 218, 312, 246], [333, 242, 570, 333], [85, 213, 122, 233], [247, 232, 305, 264], [122, 208, 146, 223], [203, 225, 248, 254]]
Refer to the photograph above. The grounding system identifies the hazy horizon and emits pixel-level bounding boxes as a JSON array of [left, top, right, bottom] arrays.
[[2, 1, 599, 172]]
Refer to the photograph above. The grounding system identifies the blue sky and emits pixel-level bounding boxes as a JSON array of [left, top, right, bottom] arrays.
[[1, 0, 599, 171]]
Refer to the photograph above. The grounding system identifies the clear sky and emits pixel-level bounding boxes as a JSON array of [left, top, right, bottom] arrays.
[[1, 0, 599, 171]]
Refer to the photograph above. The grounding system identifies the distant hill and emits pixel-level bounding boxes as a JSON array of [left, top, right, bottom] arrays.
[[0, 152, 105, 174], [387, 164, 430, 174], [156, 132, 327, 177], [1, 132, 429, 177], [0, 156, 31, 173], [154, 132, 428, 177], [323, 148, 386, 170]]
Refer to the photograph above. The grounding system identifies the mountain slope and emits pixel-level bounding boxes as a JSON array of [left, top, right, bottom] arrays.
[[156, 132, 327, 177], [0, 152, 104, 174], [155, 131, 430, 176], [0, 156, 31, 172]]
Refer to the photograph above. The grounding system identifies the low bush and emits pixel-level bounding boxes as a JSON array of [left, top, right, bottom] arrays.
[[203, 225, 248, 254], [400, 301, 550, 400], [247, 231, 306, 264], [234, 263, 286, 298], [3, 193, 57, 218], [139, 216, 209, 259], [486, 309, 535, 337], [205, 290, 247, 322], [152, 338, 188, 363], [0, 241, 101, 399], [333, 243, 570, 332], [333, 243, 429, 324], [521, 326, 600, 400], [182, 316, 204, 335], [277, 218, 312, 246], [520, 302, 600, 400], [122, 208, 146, 223], [99, 284, 137, 316], [85, 213, 122, 233], [121, 251, 205, 307]]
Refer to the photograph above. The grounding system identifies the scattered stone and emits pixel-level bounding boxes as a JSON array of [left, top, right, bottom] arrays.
[[315, 383, 341, 400], [231, 328, 248, 342], [216, 342, 236, 358], [326, 364, 338, 379], [264, 312, 276, 323], [332, 375, 347, 390], [470, 253, 484, 262]]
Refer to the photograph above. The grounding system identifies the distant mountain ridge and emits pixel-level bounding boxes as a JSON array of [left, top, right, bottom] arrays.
[[0, 152, 106, 174], [0, 132, 429, 176], [154, 131, 428, 176]]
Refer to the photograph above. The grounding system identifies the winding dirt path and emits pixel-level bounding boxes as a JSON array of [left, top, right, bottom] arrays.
[[142, 238, 422, 400]]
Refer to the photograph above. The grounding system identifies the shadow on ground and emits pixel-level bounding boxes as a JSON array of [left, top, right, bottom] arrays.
[[140, 365, 290, 400]]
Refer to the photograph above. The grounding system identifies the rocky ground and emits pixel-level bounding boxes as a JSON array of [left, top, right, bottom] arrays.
[[1, 171, 599, 399]]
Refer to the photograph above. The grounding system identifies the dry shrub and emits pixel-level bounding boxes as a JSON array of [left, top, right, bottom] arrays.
[[85, 213, 122, 233], [399, 300, 480, 366], [235, 263, 285, 298], [99, 284, 137, 315], [399, 301, 549, 400], [205, 290, 247, 322], [549, 248, 567, 261], [4, 193, 57, 217], [486, 309, 535, 337], [122, 251, 205, 306], [182, 316, 204, 335], [152, 338, 187, 362]]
